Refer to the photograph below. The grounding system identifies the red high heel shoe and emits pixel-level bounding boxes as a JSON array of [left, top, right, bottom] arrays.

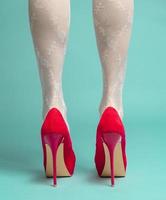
[[41, 107, 76, 186], [94, 106, 127, 186]]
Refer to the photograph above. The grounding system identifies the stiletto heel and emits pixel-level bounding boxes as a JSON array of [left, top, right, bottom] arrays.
[[41, 107, 76, 186], [102, 133, 122, 186], [95, 106, 127, 186], [43, 133, 64, 186]]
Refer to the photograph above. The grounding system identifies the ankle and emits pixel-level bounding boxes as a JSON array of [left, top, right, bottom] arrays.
[[99, 100, 124, 119]]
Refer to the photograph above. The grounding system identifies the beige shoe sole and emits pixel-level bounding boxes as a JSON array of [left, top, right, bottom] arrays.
[[101, 142, 126, 177], [45, 142, 71, 177]]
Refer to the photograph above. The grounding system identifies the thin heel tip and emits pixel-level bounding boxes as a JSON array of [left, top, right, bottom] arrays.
[[111, 180, 115, 187]]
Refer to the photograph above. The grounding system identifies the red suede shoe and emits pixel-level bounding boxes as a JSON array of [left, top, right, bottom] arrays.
[[94, 106, 127, 186], [41, 107, 76, 186]]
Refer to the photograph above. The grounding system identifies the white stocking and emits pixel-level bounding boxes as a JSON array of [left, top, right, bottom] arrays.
[[93, 0, 134, 118], [28, 0, 70, 129]]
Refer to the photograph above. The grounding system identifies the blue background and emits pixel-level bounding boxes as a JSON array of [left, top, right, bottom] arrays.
[[0, 0, 166, 199]]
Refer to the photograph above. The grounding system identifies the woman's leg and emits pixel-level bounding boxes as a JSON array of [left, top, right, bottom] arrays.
[[28, 0, 70, 125], [93, 0, 134, 118]]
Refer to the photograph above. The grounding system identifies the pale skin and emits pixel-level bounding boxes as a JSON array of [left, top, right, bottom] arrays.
[[28, 0, 134, 127]]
